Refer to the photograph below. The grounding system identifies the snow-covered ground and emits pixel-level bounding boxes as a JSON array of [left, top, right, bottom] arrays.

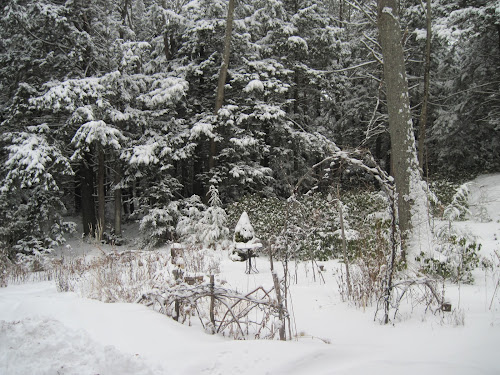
[[1, 175, 500, 375]]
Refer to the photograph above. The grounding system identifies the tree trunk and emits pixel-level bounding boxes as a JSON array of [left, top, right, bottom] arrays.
[[338, 195, 352, 298], [114, 161, 122, 237], [418, 0, 431, 175], [211, 0, 235, 170], [163, 31, 171, 60], [97, 146, 105, 240], [80, 152, 96, 237], [377, 0, 422, 247]]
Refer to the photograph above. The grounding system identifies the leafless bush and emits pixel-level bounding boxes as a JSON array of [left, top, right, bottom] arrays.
[[54, 251, 173, 302], [141, 282, 286, 340], [338, 260, 386, 309], [337, 231, 390, 308], [178, 245, 222, 275], [375, 277, 445, 323], [6, 251, 58, 285]]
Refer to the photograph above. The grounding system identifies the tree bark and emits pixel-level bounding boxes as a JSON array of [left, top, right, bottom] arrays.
[[211, 0, 235, 170], [97, 146, 105, 240], [80, 152, 96, 237], [114, 161, 122, 237], [377, 0, 421, 244], [418, 0, 431, 175], [338, 194, 352, 298]]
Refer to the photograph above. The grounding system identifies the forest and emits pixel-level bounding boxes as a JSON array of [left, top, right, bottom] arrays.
[[0, 0, 498, 258], [0, 1, 499, 372]]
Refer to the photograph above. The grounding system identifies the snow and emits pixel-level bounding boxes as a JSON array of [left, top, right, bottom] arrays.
[[1, 175, 500, 374], [71, 120, 125, 152], [126, 143, 160, 166], [243, 79, 264, 92], [190, 121, 215, 139], [287, 36, 308, 52], [382, 6, 394, 17], [234, 211, 255, 242]]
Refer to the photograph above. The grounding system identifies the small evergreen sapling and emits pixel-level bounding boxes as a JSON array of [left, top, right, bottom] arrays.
[[234, 211, 254, 244], [231, 211, 261, 262]]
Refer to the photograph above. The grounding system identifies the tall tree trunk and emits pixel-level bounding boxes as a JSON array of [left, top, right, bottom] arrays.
[[114, 161, 122, 237], [293, 70, 299, 114], [211, 0, 235, 170], [119, 0, 131, 39], [80, 152, 96, 237], [418, 0, 431, 175], [338, 194, 352, 298], [163, 31, 171, 60], [377, 0, 421, 247], [97, 146, 105, 240]]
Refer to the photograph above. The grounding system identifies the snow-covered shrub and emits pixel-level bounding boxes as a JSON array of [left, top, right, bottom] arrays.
[[0, 129, 74, 259], [429, 179, 471, 219], [417, 236, 481, 284], [424, 180, 482, 283], [231, 211, 263, 261], [336, 191, 392, 260], [234, 211, 255, 243], [177, 186, 230, 249], [139, 205, 178, 248], [442, 183, 471, 222]]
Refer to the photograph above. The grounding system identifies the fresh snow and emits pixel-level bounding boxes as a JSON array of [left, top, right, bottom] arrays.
[[234, 211, 255, 242], [2, 175, 500, 374]]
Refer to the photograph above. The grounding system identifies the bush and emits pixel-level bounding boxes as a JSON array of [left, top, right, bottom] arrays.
[[227, 190, 393, 262], [416, 236, 481, 284]]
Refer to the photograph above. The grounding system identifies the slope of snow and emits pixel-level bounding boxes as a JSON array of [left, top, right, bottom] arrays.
[[1, 174, 500, 374]]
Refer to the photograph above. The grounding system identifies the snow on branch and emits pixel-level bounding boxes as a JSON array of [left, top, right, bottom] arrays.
[[294, 147, 394, 198], [71, 120, 126, 156], [1, 132, 72, 192], [137, 77, 188, 108], [141, 281, 285, 339]]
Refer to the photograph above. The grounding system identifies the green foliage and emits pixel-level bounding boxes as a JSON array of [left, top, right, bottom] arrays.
[[227, 190, 393, 261], [417, 237, 481, 284], [228, 194, 337, 260], [428, 179, 460, 208], [139, 206, 178, 249], [429, 179, 471, 220]]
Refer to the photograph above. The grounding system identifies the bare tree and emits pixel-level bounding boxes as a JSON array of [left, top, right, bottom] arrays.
[[210, 0, 235, 171], [418, 0, 432, 175], [97, 146, 105, 241], [377, 0, 423, 251], [114, 161, 122, 237]]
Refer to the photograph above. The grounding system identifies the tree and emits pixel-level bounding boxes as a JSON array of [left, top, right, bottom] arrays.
[[377, 0, 428, 256], [426, 0, 500, 174], [0, 126, 74, 256], [417, 0, 432, 174], [211, 0, 236, 171]]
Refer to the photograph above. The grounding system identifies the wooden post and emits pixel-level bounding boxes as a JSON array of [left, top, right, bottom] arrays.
[[269, 248, 286, 341]]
